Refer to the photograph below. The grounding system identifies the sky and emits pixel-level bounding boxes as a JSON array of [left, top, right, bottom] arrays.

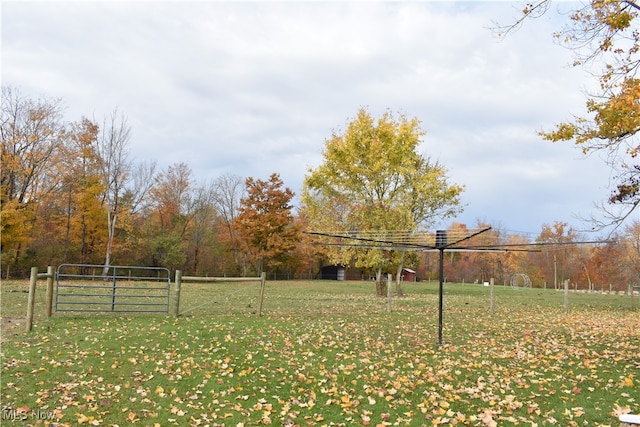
[[1, 1, 618, 236]]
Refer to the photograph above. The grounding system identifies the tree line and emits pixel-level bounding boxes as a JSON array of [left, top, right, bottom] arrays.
[[438, 221, 640, 293], [1, 87, 303, 279], [2, 87, 639, 293]]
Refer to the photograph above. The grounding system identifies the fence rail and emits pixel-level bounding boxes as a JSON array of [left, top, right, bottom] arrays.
[[173, 271, 266, 317]]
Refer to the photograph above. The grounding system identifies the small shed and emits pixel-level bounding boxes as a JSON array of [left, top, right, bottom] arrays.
[[321, 265, 345, 281], [401, 268, 417, 282]]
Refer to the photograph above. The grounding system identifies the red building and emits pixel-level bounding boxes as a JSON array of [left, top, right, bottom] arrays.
[[401, 268, 417, 282]]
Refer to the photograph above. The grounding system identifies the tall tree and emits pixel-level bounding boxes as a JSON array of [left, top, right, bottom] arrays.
[[212, 173, 245, 273], [585, 240, 627, 291], [213, 173, 245, 234], [496, 0, 640, 229], [149, 162, 194, 235], [66, 118, 105, 264], [536, 221, 580, 289], [146, 162, 195, 269], [619, 220, 640, 287], [233, 173, 301, 276], [186, 181, 219, 275], [1, 87, 65, 274], [301, 108, 464, 295], [97, 109, 132, 273]]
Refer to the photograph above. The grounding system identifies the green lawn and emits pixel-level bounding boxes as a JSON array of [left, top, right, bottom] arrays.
[[1, 279, 638, 426]]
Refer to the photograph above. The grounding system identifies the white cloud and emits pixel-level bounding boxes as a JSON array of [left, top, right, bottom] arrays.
[[2, 1, 614, 233]]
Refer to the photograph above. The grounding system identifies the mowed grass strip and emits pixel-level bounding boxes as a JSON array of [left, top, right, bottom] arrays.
[[1, 280, 638, 426]]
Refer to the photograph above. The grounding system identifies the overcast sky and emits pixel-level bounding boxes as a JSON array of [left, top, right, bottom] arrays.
[[2, 1, 616, 235]]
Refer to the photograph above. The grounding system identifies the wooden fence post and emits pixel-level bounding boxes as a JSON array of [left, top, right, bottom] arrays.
[[387, 273, 392, 313], [26, 267, 38, 333], [45, 265, 55, 317], [172, 270, 182, 317], [257, 272, 266, 317], [489, 277, 495, 314], [564, 279, 569, 313]]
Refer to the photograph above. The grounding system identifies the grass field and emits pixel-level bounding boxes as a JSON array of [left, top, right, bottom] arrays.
[[1, 279, 638, 426]]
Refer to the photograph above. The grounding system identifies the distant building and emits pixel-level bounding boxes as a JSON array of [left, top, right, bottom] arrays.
[[320, 265, 345, 280], [401, 268, 417, 282]]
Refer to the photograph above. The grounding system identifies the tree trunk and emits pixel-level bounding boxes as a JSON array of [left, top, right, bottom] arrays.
[[375, 268, 383, 296], [395, 249, 406, 297], [64, 188, 72, 262], [193, 245, 200, 275], [395, 265, 404, 296], [582, 262, 593, 292], [103, 211, 116, 276], [80, 215, 88, 264]]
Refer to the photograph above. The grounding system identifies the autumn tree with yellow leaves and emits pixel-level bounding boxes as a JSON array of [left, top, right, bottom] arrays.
[[1, 87, 66, 275], [301, 108, 464, 295]]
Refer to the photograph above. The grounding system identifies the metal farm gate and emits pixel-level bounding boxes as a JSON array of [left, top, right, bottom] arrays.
[[55, 264, 171, 313]]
